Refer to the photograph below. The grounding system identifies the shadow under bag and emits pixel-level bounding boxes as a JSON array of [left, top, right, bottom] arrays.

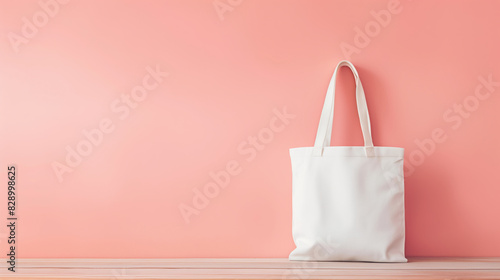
[[289, 60, 406, 262]]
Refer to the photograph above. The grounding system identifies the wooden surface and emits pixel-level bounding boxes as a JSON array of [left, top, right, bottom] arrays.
[[0, 258, 499, 279]]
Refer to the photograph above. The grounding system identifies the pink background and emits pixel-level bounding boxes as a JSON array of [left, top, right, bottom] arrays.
[[1, 0, 499, 258]]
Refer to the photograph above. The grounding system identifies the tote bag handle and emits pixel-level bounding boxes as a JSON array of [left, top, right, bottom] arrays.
[[313, 60, 374, 157]]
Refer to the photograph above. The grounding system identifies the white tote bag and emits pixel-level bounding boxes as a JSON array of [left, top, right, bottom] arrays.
[[289, 60, 406, 262]]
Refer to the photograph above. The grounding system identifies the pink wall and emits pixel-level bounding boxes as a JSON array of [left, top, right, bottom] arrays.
[[0, 0, 499, 258]]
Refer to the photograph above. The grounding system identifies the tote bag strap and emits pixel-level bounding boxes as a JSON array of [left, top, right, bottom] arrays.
[[313, 60, 374, 157]]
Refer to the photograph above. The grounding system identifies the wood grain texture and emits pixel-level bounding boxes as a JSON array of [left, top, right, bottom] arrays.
[[0, 258, 499, 279]]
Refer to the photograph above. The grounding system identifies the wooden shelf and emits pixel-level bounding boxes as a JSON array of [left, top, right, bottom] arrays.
[[1, 257, 499, 279]]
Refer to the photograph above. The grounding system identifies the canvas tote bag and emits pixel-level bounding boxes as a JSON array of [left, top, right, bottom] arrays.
[[289, 60, 406, 262]]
